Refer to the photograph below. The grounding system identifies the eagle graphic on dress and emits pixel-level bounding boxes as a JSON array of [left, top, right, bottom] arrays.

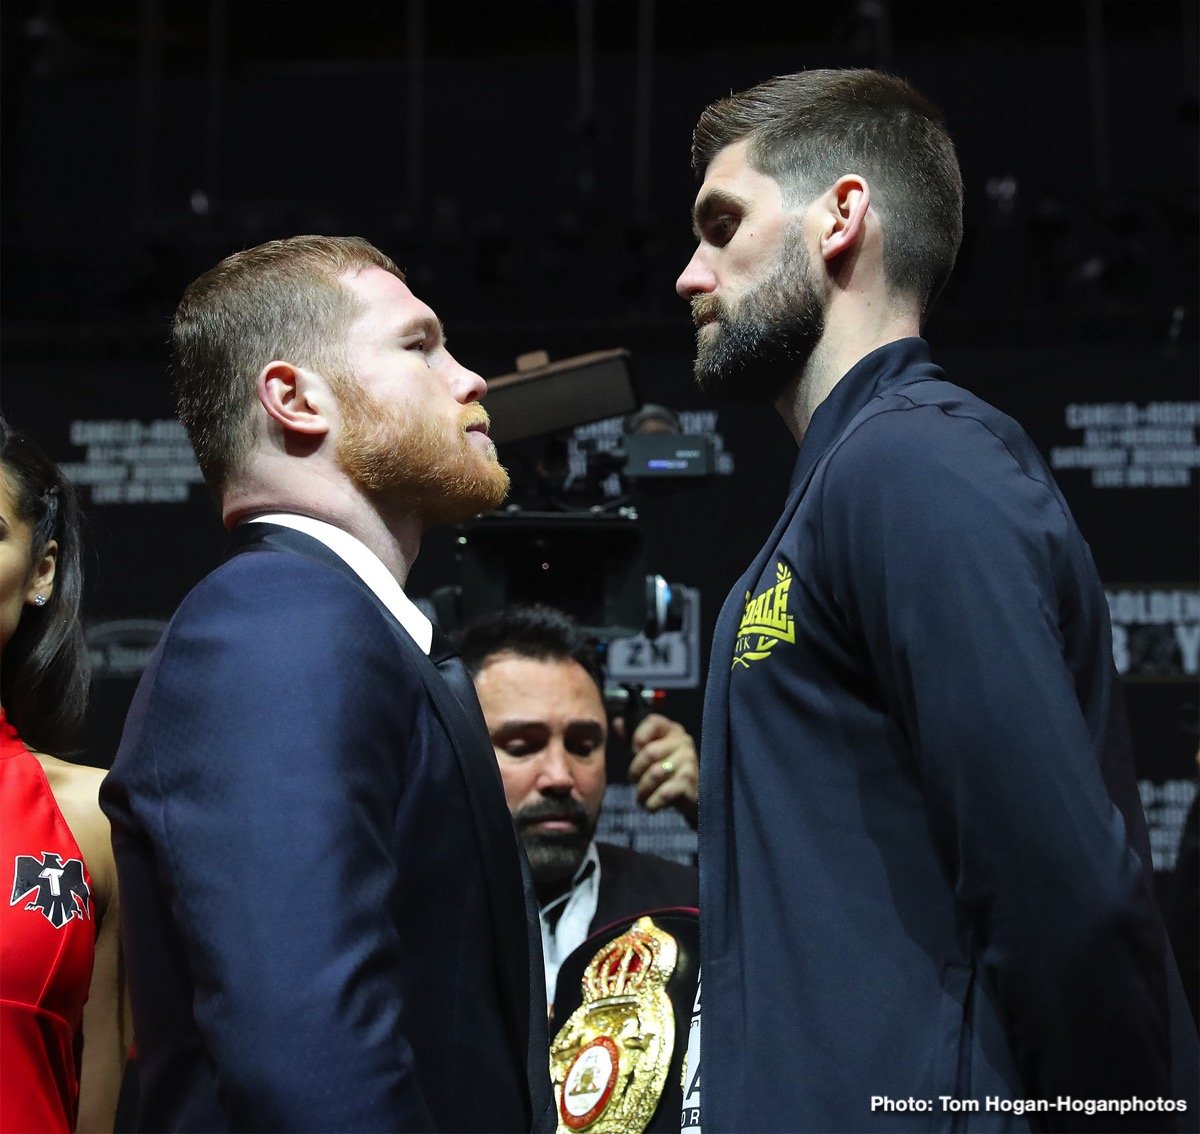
[[10, 851, 91, 929]]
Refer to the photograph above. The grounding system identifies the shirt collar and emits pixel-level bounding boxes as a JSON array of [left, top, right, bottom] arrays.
[[539, 842, 602, 1005], [247, 513, 433, 654], [540, 841, 602, 918]]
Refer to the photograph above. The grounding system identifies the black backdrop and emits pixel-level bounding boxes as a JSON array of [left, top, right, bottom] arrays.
[[2, 0, 1197, 879]]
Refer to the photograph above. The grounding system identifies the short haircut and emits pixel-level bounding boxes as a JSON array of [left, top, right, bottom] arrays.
[[457, 604, 605, 694], [172, 234, 405, 494], [691, 68, 963, 316], [0, 416, 89, 755]]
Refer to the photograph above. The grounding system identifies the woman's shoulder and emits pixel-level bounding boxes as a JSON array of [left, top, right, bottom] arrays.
[[31, 752, 115, 913], [32, 750, 105, 810]]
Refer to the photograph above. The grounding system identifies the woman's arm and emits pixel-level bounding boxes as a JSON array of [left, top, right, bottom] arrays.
[[39, 757, 133, 1133]]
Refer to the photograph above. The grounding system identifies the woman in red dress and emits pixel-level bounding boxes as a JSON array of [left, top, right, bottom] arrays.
[[0, 417, 129, 1133]]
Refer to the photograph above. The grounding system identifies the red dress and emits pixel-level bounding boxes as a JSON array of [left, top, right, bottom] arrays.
[[0, 709, 95, 1134]]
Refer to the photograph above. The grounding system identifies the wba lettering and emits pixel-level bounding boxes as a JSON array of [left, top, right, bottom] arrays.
[[733, 562, 796, 669]]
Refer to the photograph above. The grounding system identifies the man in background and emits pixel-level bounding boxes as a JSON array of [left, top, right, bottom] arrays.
[[677, 69, 1198, 1130], [459, 604, 697, 1009], [103, 236, 553, 1132]]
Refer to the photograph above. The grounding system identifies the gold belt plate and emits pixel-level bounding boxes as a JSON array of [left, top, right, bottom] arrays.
[[550, 915, 679, 1133]]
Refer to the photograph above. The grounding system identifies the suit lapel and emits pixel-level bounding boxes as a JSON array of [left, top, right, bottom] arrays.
[[224, 523, 536, 1096]]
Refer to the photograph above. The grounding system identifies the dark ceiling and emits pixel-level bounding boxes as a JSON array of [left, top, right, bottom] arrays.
[[2, 0, 1197, 347], [3, 0, 1190, 67]]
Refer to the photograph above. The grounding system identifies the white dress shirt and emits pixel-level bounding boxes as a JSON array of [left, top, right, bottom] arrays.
[[539, 841, 601, 1006]]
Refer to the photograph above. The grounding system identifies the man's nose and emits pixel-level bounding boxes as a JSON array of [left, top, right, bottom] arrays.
[[535, 744, 575, 794], [676, 247, 717, 300], [449, 354, 487, 404]]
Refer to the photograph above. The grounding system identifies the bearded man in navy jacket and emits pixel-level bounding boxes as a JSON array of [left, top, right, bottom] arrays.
[[676, 70, 1199, 1131], [103, 236, 554, 1132]]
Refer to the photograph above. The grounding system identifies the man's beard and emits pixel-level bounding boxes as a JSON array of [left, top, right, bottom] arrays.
[[333, 377, 509, 525], [513, 796, 598, 903], [691, 235, 825, 406]]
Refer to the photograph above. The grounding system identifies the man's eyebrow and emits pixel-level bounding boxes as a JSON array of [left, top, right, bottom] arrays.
[[492, 719, 550, 733], [399, 316, 446, 344], [493, 718, 603, 731], [564, 720, 605, 735], [692, 189, 748, 237]]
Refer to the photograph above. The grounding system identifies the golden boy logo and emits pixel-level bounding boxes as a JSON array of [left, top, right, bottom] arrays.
[[733, 561, 795, 669]]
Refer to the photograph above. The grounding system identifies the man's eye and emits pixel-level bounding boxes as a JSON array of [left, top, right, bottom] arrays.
[[502, 740, 534, 756], [407, 339, 427, 352], [568, 742, 598, 757], [709, 216, 738, 245]]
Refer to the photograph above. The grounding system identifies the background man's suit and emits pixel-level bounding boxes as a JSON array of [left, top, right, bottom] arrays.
[[590, 842, 697, 934], [551, 839, 698, 1031], [103, 523, 553, 1132]]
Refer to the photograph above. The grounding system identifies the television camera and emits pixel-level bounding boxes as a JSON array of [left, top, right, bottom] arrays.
[[425, 348, 712, 723]]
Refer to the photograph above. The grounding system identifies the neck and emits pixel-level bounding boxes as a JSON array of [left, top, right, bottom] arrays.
[[224, 468, 423, 586], [775, 304, 920, 445]]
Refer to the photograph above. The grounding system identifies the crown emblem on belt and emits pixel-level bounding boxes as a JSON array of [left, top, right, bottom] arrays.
[[585, 924, 660, 1000]]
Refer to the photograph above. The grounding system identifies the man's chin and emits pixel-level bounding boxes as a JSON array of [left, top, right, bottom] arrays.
[[693, 331, 813, 406], [523, 825, 589, 857], [693, 328, 749, 402], [462, 460, 510, 513], [417, 461, 510, 526]]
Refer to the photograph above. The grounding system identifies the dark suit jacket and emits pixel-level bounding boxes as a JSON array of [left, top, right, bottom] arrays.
[[590, 842, 698, 935], [102, 524, 554, 1132]]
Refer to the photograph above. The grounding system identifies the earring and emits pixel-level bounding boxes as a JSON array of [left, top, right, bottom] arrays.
[[33, 594, 48, 607]]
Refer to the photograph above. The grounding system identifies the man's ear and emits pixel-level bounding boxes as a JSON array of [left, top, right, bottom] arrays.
[[818, 174, 871, 264], [257, 361, 334, 437]]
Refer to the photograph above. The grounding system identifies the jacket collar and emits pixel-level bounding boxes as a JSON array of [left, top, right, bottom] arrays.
[[244, 513, 433, 652], [789, 336, 937, 494]]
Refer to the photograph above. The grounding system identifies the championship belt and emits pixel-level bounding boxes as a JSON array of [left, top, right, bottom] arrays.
[[550, 916, 679, 1133]]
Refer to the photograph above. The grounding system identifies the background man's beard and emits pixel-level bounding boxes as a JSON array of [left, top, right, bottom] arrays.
[[514, 797, 598, 901], [335, 387, 510, 524], [692, 244, 825, 406], [523, 842, 587, 899]]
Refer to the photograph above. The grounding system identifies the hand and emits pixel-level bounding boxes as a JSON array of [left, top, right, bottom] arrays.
[[623, 713, 699, 829]]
